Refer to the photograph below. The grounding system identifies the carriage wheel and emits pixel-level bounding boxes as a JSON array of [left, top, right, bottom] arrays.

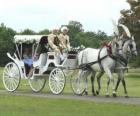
[[28, 69, 46, 93], [3, 62, 21, 92], [71, 70, 86, 95], [49, 68, 66, 95]]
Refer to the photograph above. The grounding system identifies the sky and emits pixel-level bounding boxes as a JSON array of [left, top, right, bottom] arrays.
[[0, 0, 130, 35]]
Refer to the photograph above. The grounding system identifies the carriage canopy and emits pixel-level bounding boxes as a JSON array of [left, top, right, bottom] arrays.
[[14, 35, 48, 44]]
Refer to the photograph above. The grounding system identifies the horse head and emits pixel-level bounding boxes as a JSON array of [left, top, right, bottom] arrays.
[[125, 36, 137, 57], [122, 36, 137, 58], [111, 36, 123, 56]]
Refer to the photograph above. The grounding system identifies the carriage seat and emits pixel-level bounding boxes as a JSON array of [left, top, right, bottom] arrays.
[[33, 53, 47, 67], [67, 51, 77, 59]]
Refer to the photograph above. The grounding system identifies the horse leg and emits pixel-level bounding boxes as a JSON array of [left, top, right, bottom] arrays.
[[104, 68, 115, 97], [116, 69, 128, 97], [96, 72, 104, 95], [90, 71, 96, 96], [114, 78, 121, 96], [85, 76, 88, 95], [120, 70, 128, 98], [114, 70, 122, 97], [122, 79, 128, 97], [82, 70, 91, 95]]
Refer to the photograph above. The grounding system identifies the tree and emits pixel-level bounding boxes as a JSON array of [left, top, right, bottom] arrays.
[[38, 29, 50, 35], [20, 29, 36, 35], [119, 0, 140, 67], [0, 23, 16, 66], [62, 21, 84, 46]]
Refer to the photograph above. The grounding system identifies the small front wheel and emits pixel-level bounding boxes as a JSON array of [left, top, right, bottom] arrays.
[[28, 69, 46, 92]]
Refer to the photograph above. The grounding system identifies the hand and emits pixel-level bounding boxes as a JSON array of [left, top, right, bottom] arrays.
[[63, 48, 68, 52], [55, 48, 60, 53]]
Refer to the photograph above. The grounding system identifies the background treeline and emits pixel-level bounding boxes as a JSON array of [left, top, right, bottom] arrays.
[[0, 20, 139, 67]]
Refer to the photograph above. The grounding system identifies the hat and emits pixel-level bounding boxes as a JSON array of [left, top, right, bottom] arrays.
[[61, 26, 69, 32]]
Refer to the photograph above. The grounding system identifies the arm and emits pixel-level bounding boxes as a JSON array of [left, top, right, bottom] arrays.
[[66, 36, 71, 51], [58, 34, 67, 49], [48, 35, 58, 50], [48, 35, 60, 53]]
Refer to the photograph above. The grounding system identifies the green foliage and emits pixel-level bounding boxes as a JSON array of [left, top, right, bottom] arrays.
[[0, 23, 16, 66], [20, 28, 36, 35], [64, 21, 109, 48], [38, 29, 50, 35], [119, 1, 140, 67]]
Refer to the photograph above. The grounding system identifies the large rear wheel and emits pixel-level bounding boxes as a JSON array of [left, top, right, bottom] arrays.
[[3, 62, 21, 92]]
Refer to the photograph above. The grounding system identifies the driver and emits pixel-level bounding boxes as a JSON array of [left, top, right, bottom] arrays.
[[48, 28, 61, 53], [59, 26, 71, 52]]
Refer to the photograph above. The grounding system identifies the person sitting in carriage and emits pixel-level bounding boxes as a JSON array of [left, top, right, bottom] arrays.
[[48, 28, 60, 53], [48, 28, 64, 62], [22, 47, 33, 76], [58, 26, 71, 62], [59, 26, 71, 52]]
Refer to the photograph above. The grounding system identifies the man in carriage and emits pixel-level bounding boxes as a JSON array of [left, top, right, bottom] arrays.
[[48, 26, 71, 63], [59, 26, 71, 52], [48, 28, 60, 53]]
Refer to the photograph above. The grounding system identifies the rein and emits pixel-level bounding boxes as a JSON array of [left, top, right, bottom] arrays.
[[79, 47, 109, 71]]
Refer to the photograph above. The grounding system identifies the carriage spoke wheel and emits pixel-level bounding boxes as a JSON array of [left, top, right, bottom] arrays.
[[71, 70, 86, 95], [49, 68, 66, 95], [28, 69, 46, 93], [3, 62, 21, 92]]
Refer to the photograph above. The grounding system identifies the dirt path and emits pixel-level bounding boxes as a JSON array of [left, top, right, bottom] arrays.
[[0, 90, 140, 105]]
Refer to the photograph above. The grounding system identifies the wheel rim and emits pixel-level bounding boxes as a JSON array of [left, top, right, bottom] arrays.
[[29, 70, 46, 92], [71, 70, 85, 95], [49, 68, 65, 94], [3, 62, 21, 92]]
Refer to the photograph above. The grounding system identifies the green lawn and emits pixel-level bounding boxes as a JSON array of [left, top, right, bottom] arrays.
[[0, 94, 140, 116], [0, 67, 140, 116], [0, 67, 140, 97]]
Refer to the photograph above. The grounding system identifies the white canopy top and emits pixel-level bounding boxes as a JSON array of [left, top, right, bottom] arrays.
[[14, 35, 48, 44]]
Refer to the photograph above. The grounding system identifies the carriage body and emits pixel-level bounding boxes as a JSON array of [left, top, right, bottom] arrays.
[[3, 35, 78, 94]]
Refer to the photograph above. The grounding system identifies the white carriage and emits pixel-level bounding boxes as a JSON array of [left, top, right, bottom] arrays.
[[3, 35, 79, 94]]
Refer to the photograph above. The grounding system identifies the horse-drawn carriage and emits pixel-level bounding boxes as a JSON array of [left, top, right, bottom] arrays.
[[3, 35, 80, 94], [4, 23, 135, 97]]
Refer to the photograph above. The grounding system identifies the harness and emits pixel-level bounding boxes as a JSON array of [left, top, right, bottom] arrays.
[[79, 46, 127, 71], [79, 47, 109, 71]]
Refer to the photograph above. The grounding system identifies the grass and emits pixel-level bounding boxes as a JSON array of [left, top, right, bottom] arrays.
[[1, 67, 140, 97], [0, 94, 140, 116], [0, 67, 140, 116]]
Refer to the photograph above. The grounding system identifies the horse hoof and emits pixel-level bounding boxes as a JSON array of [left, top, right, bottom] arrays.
[[113, 93, 117, 97], [105, 95, 110, 97], [96, 90, 99, 95], [92, 93, 96, 96], [85, 91, 88, 96]]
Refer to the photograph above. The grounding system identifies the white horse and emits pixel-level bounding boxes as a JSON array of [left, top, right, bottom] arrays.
[[77, 39, 120, 96], [94, 36, 137, 97], [77, 36, 137, 97]]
